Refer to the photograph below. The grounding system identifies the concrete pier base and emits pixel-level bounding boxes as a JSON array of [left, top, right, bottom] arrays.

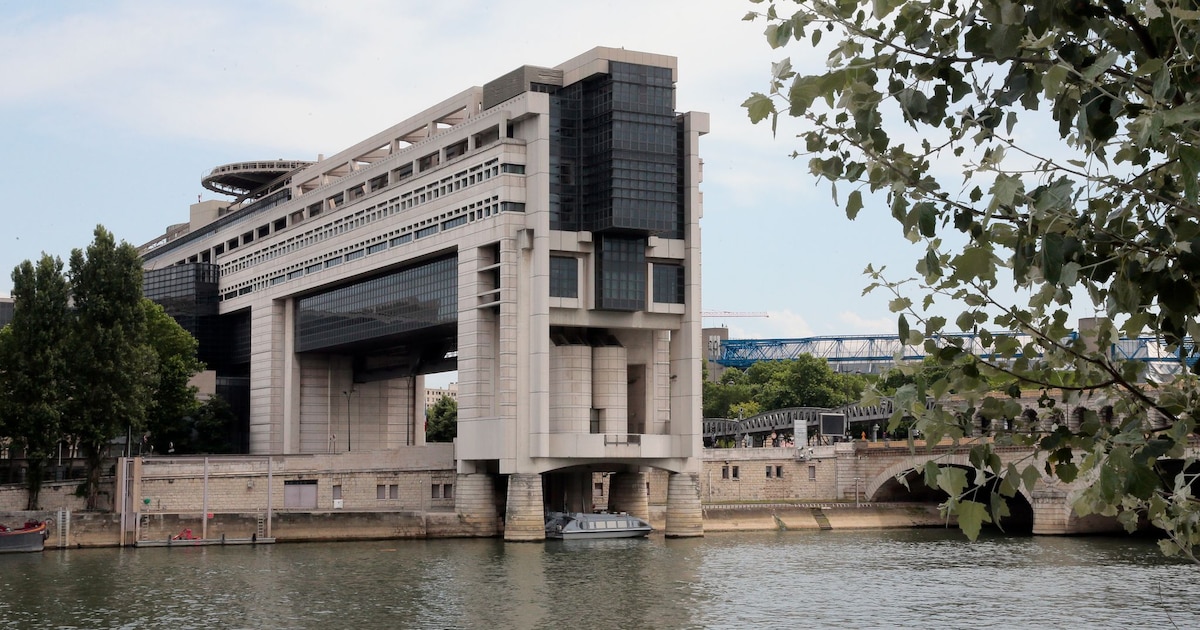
[[664, 472, 703, 538], [453, 473, 500, 536], [504, 473, 545, 542], [608, 472, 649, 522]]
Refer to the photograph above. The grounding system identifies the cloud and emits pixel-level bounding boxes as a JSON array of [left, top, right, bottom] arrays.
[[837, 311, 896, 335]]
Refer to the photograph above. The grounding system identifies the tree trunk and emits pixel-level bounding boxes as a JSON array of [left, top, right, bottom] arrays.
[[83, 445, 104, 511], [25, 459, 44, 511]]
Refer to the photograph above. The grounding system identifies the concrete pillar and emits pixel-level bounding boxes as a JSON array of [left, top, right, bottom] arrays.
[[664, 472, 703, 538], [455, 473, 500, 536], [504, 473, 546, 542], [608, 472, 649, 522]]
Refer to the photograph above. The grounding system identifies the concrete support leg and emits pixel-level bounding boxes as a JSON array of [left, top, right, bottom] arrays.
[[504, 473, 545, 542], [455, 473, 500, 536], [665, 472, 703, 538], [608, 472, 649, 522]]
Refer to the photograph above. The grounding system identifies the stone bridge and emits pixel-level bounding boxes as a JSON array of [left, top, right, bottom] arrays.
[[836, 440, 1114, 535]]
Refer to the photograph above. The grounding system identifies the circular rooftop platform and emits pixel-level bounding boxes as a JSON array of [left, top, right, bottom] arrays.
[[202, 160, 314, 197]]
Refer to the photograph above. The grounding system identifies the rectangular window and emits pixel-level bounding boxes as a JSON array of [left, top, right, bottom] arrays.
[[389, 484, 399, 500], [590, 409, 601, 434], [333, 485, 343, 500], [431, 484, 441, 499], [766, 466, 773, 478], [415, 225, 438, 239], [808, 465, 816, 481], [594, 482, 604, 496], [721, 466, 729, 480], [377, 484, 387, 500], [366, 242, 388, 255], [776, 466, 784, 478], [652, 263, 685, 304], [442, 216, 468, 230], [549, 256, 579, 298], [443, 484, 453, 499], [345, 249, 364, 262], [390, 234, 413, 247], [732, 466, 740, 480]]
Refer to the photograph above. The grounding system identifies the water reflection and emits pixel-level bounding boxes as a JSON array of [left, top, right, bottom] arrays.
[[0, 530, 1193, 629]]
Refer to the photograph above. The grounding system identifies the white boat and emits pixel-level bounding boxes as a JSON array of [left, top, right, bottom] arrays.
[[544, 511, 652, 539]]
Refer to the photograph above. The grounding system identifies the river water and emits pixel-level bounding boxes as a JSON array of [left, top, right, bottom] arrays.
[[0, 529, 1195, 629]]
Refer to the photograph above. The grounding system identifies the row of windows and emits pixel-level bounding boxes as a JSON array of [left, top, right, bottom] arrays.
[[220, 195, 503, 301], [550, 255, 683, 306], [220, 158, 507, 276], [721, 465, 819, 481]]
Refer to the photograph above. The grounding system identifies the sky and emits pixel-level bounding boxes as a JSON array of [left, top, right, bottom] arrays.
[[0, 0, 931, 342]]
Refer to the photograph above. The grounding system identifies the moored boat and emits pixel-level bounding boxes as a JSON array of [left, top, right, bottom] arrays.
[[545, 511, 652, 539], [0, 520, 48, 553]]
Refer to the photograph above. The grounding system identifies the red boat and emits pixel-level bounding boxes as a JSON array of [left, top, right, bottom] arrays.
[[0, 520, 48, 553]]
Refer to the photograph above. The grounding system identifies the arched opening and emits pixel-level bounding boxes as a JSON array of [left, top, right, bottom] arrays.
[[872, 464, 1034, 534]]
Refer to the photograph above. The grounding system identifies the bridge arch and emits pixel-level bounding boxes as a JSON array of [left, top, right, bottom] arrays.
[[867, 455, 1037, 531]]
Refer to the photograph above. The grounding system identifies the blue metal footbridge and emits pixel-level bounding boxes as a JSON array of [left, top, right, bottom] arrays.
[[715, 332, 1196, 377]]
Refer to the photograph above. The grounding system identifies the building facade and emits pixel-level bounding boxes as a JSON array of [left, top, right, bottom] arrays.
[[141, 47, 707, 539]]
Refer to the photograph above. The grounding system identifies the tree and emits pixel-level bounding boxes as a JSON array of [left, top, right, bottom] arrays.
[[702, 356, 866, 417], [744, 1, 1200, 557], [142, 299, 203, 455], [0, 255, 70, 509], [426, 395, 457, 443], [64, 226, 156, 510]]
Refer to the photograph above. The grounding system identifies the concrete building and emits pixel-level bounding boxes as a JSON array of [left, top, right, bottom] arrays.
[[0, 297, 12, 330], [140, 47, 708, 539], [424, 383, 458, 410]]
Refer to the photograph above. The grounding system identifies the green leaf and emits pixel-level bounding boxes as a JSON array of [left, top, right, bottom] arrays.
[[1042, 232, 1064, 283], [743, 93, 776, 125], [846, 189, 864, 220], [1020, 465, 1040, 493], [937, 466, 968, 498], [956, 500, 992, 541], [898, 314, 910, 341]]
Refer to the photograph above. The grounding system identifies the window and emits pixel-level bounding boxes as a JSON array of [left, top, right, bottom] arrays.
[[549, 256, 579, 298], [377, 484, 387, 500], [731, 466, 740, 480], [590, 409, 601, 434], [443, 484, 453, 499], [808, 465, 816, 481], [432, 484, 441, 499], [652, 263, 685, 304], [776, 466, 784, 478], [594, 482, 604, 496], [766, 466, 773, 478], [333, 485, 343, 500], [721, 466, 729, 480], [389, 484, 399, 500]]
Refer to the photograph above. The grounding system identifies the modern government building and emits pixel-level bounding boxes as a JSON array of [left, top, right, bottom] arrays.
[[138, 47, 708, 539]]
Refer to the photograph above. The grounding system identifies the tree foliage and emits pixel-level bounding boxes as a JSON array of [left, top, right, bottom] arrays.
[[142, 299, 204, 454], [426, 395, 458, 443], [64, 226, 158, 510], [744, 0, 1200, 558], [703, 355, 867, 418], [0, 255, 70, 509]]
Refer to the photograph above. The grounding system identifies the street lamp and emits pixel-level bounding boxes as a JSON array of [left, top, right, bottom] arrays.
[[342, 387, 356, 452], [873, 423, 880, 442]]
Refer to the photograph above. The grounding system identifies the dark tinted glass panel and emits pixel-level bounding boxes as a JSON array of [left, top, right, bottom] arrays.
[[143, 263, 223, 364], [295, 256, 457, 352], [0, 300, 13, 329], [652, 263, 684, 304], [549, 256, 578, 298], [595, 236, 645, 311]]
